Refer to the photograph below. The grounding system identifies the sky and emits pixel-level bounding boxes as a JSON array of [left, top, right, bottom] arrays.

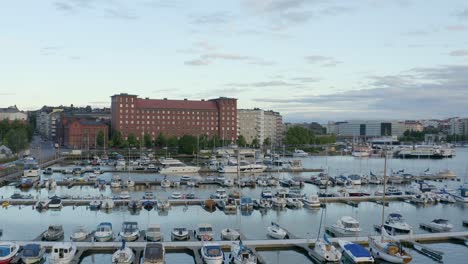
[[1, 0, 468, 123]]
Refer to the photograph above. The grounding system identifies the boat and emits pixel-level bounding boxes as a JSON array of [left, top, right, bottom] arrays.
[[143, 200, 155, 211], [170, 192, 182, 199], [89, 200, 102, 210], [142, 243, 165, 264], [292, 149, 308, 157], [145, 224, 163, 242], [437, 193, 456, 203], [286, 198, 303, 209], [338, 240, 374, 264], [102, 199, 115, 210], [44, 225, 64, 241], [220, 228, 240, 241], [218, 161, 267, 174], [110, 174, 122, 188], [160, 179, 171, 188], [23, 163, 40, 177], [197, 224, 214, 241], [261, 189, 273, 199], [94, 222, 114, 242], [368, 227, 412, 263], [119, 191, 131, 199], [424, 219, 453, 232], [253, 199, 271, 209], [410, 193, 435, 204], [158, 158, 200, 174], [328, 216, 361, 237], [0, 242, 19, 264], [157, 200, 171, 210], [201, 243, 224, 264], [21, 178, 34, 188], [267, 222, 287, 239], [204, 199, 216, 211], [313, 234, 342, 262], [111, 241, 135, 264], [48, 198, 62, 210], [143, 192, 155, 200], [211, 188, 228, 199], [224, 198, 237, 211], [35, 200, 49, 210], [171, 228, 189, 241], [449, 184, 468, 202], [43, 167, 53, 175], [20, 243, 45, 264], [230, 240, 257, 264], [186, 180, 197, 187], [119, 222, 140, 242], [384, 213, 412, 235], [348, 174, 362, 185], [271, 197, 287, 208], [50, 242, 77, 264], [240, 197, 253, 211], [128, 200, 142, 210], [70, 226, 89, 241], [123, 180, 135, 188], [302, 194, 321, 208]]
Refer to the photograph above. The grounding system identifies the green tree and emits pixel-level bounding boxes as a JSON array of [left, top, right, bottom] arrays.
[[126, 133, 137, 147], [263, 137, 271, 147], [237, 135, 247, 147], [4, 128, 29, 153], [167, 136, 179, 148], [111, 131, 123, 148], [96, 130, 105, 147], [155, 132, 167, 148], [144, 133, 152, 148], [208, 135, 221, 148], [251, 138, 259, 148], [178, 135, 197, 154], [285, 126, 312, 145]]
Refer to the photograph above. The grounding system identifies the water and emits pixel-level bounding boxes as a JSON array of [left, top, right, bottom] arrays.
[[1, 149, 468, 263]]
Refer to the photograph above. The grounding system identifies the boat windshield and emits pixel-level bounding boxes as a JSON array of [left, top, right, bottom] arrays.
[[344, 222, 360, 228], [204, 246, 222, 257], [123, 223, 138, 231], [148, 227, 160, 232], [0, 247, 11, 257], [199, 227, 213, 232]]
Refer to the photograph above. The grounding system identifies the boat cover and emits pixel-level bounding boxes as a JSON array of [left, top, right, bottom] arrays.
[[344, 243, 371, 257], [22, 244, 41, 257], [0, 247, 11, 257]]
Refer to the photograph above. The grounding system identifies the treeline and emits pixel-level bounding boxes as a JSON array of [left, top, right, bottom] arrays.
[[399, 128, 440, 142], [284, 126, 336, 146], [0, 119, 34, 153]]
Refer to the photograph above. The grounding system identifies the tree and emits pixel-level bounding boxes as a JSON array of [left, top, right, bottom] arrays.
[[178, 135, 197, 154], [111, 131, 123, 148], [155, 132, 167, 148], [126, 133, 137, 147], [144, 133, 152, 148], [4, 128, 29, 153], [96, 130, 105, 147], [263, 137, 271, 147], [285, 126, 312, 145], [251, 138, 259, 148], [167, 136, 179, 148], [237, 135, 247, 147]]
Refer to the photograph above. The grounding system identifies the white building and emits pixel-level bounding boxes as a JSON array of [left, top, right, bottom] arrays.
[[327, 120, 405, 138], [0, 106, 27, 122], [448, 118, 468, 136], [36, 108, 63, 140], [238, 109, 283, 146]]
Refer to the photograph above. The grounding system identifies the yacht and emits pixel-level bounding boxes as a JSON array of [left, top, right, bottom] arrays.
[[211, 188, 228, 199], [201, 243, 224, 264], [142, 243, 165, 264], [48, 198, 63, 210], [218, 161, 267, 173], [384, 213, 413, 235], [158, 158, 200, 174], [348, 174, 362, 185], [23, 163, 40, 177], [271, 197, 287, 209], [425, 219, 453, 232], [145, 224, 163, 242], [112, 242, 135, 264], [119, 191, 131, 200], [230, 241, 257, 264], [160, 179, 171, 188], [286, 198, 303, 209], [171, 228, 189, 241], [50, 242, 77, 264], [292, 149, 308, 157], [110, 174, 122, 188], [313, 235, 342, 262], [368, 227, 412, 264], [171, 192, 182, 199], [20, 243, 45, 264], [197, 224, 214, 241], [128, 200, 142, 210], [338, 240, 374, 263], [302, 194, 321, 208], [94, 222, 114, 242], [101, 199, 115, 210], [0, 242, 19, 264], [261, 189, 273, 199], [44, 225, 64, 241], [267, 222, 287, 239], [328, 216, 361, 237], [221, 228, 240, 241], [119, 222, 140, 242], [70, 226, 89, 241], [449, 184, 468, 202], [143, 192, 155, 200], [157, 200, 171, 210]]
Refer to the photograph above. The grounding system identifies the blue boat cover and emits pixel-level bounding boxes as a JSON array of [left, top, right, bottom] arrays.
[[22, 244, 41, 257], [389, 213, 402, 218], [344, 243, 371, 258], [0, 246, 11, 257]]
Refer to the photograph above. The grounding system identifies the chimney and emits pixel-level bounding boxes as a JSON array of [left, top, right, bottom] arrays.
[[163, 98, 167, 100]]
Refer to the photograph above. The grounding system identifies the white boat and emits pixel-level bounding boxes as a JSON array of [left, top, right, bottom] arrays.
[[50, 242, 77, 264], [23, 164, 40, 177], [292, 149, 308, 157], [119, 222, 140, 242], [267, 222, 287, 239], [218, 161, 267, 173], [313, 235, 342, 262], [437, 193, 456, 203], [384, 213, 412, 235], [110, 174, 122, 188], [211, 188, 228, 199], [146, 224, 163, 242], [271, 197, 287, 208], [425, 219, 453, 232], [449, 184, 468, 202], [128, 200, 142, 210], [119, 191, 131, 199], [35, 200, 49, 210], [348, 174, 362, 185], [338, 240, 374, 263], [171, 192, 182, 199], [44, 225, 64, 241], [102, 199, 115, 210], [328, 216, 361, 237], [143, 192, 155, 200], [368, 228, 412, 264], [157, 200, 171, 210], [171, 228, 189, 241], [261, 189, 273, 199], [70, 226, 89, 241], [48, 198, 62, 210], [111, 242, 135, 264], [160, 179, 171, 188], [123, 180, 135, 188], [0, 242, 19, 264], [286, 198, 303, 209], [197, 224, 214, 241], [220, 228, 240, 241], [89, 200, 102, 210], [21, 243, 45, 264], [158, 158, 200, 174], [230, 241, 257, 264], [352, 151, 370, 158], [302, 194, 321, 208], [201, 243, 224, 264], [94, 222, 114, 242], [142, 243, 165, 264]]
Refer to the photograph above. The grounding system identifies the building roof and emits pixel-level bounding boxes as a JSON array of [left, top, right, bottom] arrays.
[[0, 106, 21, 113], [77, 120, 107, 127], [136, 98, 219, 111]]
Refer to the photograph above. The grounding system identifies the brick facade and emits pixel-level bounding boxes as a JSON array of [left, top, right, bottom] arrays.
[[60, 117, 109, 149]]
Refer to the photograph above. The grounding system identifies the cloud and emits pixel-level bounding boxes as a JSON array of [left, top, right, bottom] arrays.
[[189, 12, 233, 25], [184, 59, 211, 66], [195, 88, 250, 98], [41, 46, 61, 56], [446, 25, 468, 31], [54, 0, 138, 20], [252, 65, 468, 121], [305, 55, 342, 67], [457, 8, 468, 18], [449, 50, 468, 56], [402, 30, 430, 36], [226, 80, 299, 87], [291, 77, 321, 83]]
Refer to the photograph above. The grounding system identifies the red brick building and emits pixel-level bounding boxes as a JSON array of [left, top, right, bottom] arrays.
[[61, 117, 109, 149], [111, 93, 238, 142]]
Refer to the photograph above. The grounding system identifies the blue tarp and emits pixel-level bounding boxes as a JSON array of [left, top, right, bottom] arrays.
[[344, 243, 371, 258], [0, 247, 11, 257], [22, 244, 41, 257]]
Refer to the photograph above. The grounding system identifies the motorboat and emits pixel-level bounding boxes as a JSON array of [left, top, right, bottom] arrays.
[[50, 242, 77, 264], [70, 226, 89, 241], [123, 180, 135, 188], [328, 216, 361, 237], [368, 227, 412, 264], [111, 241, 135, 264], [23, 163, 40, 177], [197, 224, 214, 241], [223, 178, 235, 187], [261, 189, 273, 199], [253, 199, 271, 209], [335, 175, 348, 186], [286, 198, 303, 209], [267, 222, 287, 239], [119, 222, 140, 242], [292, 149, 308, 157], [48, 198, 63, 210], [160, 179, 171, 188], [204, 199, 217, 211], [271, 197, 287, 209], [119, 191, 131, 199], [425, 219, 453, 232], [44, 225, 64, 241], [348, 174, 362, 185], [302, 194, 321, 208], [158, 158, 200, 174], [157, 200, 171, 210], [171, 228, 189, 241], [384, 213, 412, 235], [0, 242, 19, 264], [186, 180, 197, 187], [101, 199, 114, 210], [437, 193, 456, 203], [229, 190, 242, 199], [143, 192, 155, 200], [35, 200, 49, 211], [143, 200, 155, 211], [20, 243, 45, 264], [142, 243, 165, 264], [218, 161, 267, 174], [180, 175, 191, 182], [170, 192, 182, 199], [230, 241, 257, 264], [220, 228, 240, 241], [410, 193, 435, 204], [146, 224, 163, 242], [21, 178, 34, 189], [94, 222, 114, 242], [89, 200, 102, 210], [201, 243, 224, 264], [240, 197, 253, 211], [211, 188, 228, 199], [313, 235, 342, 262], [110, 174, 122, 188], [449, 184, 468, 202], [128, 200, 142, 210], [224, 198, 237, 211], [386, 186, 403, 195], [338, 240, 374, 263]]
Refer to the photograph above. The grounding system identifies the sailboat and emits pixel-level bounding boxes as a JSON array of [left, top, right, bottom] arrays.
[[368, 148, 412, 264]]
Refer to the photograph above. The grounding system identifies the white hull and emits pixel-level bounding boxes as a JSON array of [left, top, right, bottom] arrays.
[[368, 238, 411, 264], [23, 170, 40, 177], [112, 247, 135, 264], [313, 240, 342, 262], [119, 232, 139, 242], [22, 256, 44, 264], [159, 166, 200, 174], [219, 165, 266, 173], [328, 226, 360, 237]]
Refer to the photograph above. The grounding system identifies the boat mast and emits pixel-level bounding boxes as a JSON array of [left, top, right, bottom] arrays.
[[381, 145, 388, 242]]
